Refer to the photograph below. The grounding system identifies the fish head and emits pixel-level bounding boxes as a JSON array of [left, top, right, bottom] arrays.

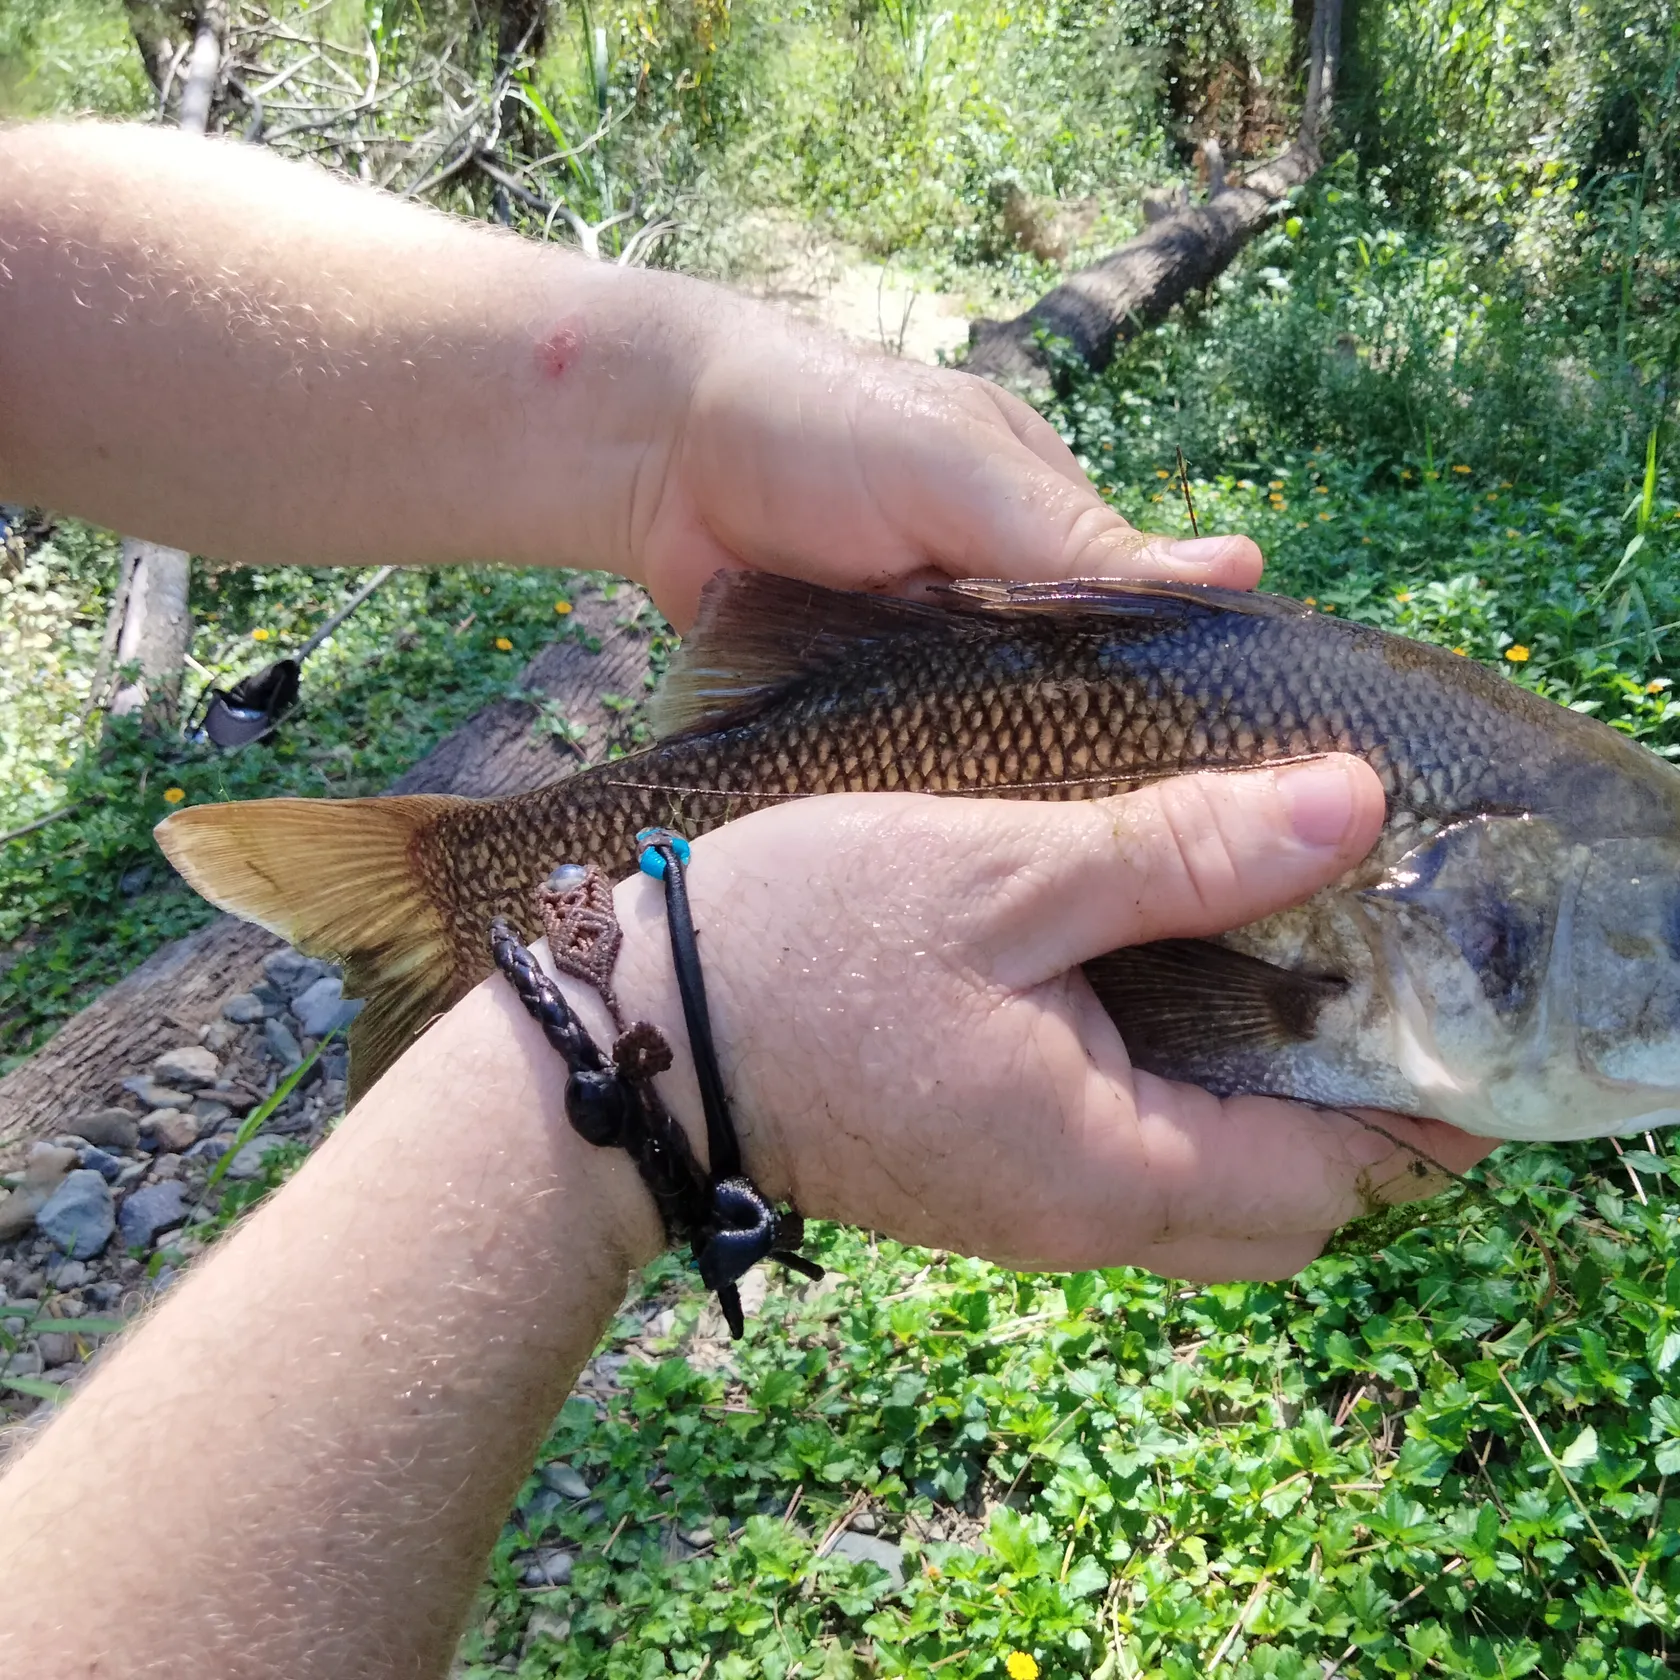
[[1361, 817, 1680, 1140], [1569, 837, 1680, 1116]]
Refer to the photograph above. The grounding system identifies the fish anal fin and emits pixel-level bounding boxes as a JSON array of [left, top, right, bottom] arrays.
[[155, 793, 475, 1101], [1084, 938, 1345, 1068]]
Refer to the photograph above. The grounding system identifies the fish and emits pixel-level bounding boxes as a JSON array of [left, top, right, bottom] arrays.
[[155, 572, 1680, 1141]]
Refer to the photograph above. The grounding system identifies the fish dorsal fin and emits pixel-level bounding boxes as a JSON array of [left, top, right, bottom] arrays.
[[934, 577, 1313, 622], [653, 572, 958, 738], [655, 572, 1312, 739]]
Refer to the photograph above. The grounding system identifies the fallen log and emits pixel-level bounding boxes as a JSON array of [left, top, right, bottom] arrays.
[[0, 580, 654, 1155], [965, 0, 1341, 396]]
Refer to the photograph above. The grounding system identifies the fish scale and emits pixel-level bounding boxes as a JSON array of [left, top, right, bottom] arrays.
[[158, 574, 1680, 1135]]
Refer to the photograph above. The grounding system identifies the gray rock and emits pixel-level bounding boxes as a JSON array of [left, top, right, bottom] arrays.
[[292, 976, 362, 1039], [118, 1181, 190, 1250], [78, 1147, 125, 1184], [191, 1099, 232, 1128], [150, 1154, 183, 1181], [0, 1145, 80, 1241], [47, 1259, 89, 1290], [221, 991, 270, 1024], [114, 1161, 149, 1189], [200, 1020, 236, 1054], [139, 1110, 200, 1154], [151, 1045, 220, 1090], [3, 1346, 45, 1380], [225, 1136, 289, 1181], [35, 1171, 115, 1259], [121, 1077, 194, 1111], [263, 950, 334, 998], [518, 1549, 575, 1589], [263, 1017, 304, 1068], [184, 1136, 232, 1164], [540, 1462, 592, 1501], [208, 1081, 260, 1114], [37, 1331, 78, 1369], [829, 1531, 905, 1586], [522, 1488, 564, 1523], [69, 1108, 142, 1150]]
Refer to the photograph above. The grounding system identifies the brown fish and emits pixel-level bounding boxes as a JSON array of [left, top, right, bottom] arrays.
[[157, 573, 1680, 1140]]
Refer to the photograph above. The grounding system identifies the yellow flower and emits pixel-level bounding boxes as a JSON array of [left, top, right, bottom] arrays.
[[1362, 537, 1372, 544], [1648, 680, 1667, 694], [1297, 520, 1309, 529], [1505, 645, 1530, 663], [1400, 468, 1413, 480], [1322, 602, 1337, 612], [1151, 493, 1164, 502], [1452, 464, 1472, 474], [1303, 596, 1317, 606], [1317, 512, 1331, 521], [162, 786, 186, 804], [1395, 590, 1412, 603], [1499, 480, 1513, 489], [1315, 486, 1329, 495], [1005, 1654, 1040, 1680], [554, 600, 573, 616], [251, 628, 271, 641], [1506, 528, 1521, 539], [1237, 478, 1255, 490], [1453, 645, 1468, 655], [495, 636, 513, 651], [1269, 480, 1284, 490], [1155, 469, 1171, 479]]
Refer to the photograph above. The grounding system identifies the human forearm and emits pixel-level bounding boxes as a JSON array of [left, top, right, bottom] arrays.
[[0, 966, 666, 1679], [0, 121, 704, 580]]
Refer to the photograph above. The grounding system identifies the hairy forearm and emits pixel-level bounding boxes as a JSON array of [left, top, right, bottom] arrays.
[[0, 121, 714, 577], [0, 954, 670, 1678]]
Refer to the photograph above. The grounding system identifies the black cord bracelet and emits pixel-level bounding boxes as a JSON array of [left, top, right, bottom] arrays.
[[487, 829, 821, 1340]]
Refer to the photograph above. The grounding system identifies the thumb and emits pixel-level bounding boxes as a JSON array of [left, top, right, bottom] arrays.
[[949, 756, 1386, 987]]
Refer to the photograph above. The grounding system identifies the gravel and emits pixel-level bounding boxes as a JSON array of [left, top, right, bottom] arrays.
[[121, 1078, 195, 1111], [263, 1018, 304, 1068], [221, 991, 270, 1024], [70, 1108, 143, 1150], [118, 1182, 191, 1251], [151, 1046, 221, 1090], [35, 1171, 116, 1259]]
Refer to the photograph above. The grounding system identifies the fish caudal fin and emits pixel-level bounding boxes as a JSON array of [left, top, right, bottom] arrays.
[[156, 793, 474, 1101]]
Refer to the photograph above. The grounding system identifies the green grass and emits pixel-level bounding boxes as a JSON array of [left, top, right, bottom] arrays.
[[453, 1134, 1680, 1679]]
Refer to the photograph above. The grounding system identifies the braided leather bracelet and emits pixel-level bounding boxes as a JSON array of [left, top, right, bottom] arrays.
[[488, 827, 820, 1338]]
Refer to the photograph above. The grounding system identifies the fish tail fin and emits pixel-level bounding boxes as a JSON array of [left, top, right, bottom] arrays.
[[155, 794, 476, 1101]]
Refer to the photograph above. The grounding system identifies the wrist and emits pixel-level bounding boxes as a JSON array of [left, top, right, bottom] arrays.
[[537, 864, 798, 1214], [513, 255, 736, 586]]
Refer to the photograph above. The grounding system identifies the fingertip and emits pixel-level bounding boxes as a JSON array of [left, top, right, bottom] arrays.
[[1135, 531, 1265, 589]]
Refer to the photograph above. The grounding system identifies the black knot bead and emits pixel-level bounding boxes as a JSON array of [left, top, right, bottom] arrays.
[[565, 1068, 631, 1147]]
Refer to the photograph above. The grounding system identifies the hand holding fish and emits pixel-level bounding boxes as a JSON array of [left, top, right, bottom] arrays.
[[586, 766, 1494, 1282], [0, 123, 1257, 626]]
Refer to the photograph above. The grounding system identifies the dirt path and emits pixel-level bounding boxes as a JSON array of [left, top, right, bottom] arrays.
[[724, 211, 973, 365]]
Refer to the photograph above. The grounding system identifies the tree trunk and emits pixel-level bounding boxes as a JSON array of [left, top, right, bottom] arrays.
[[965, 0, 1341, 397], [107, 539, 194, 721], [107, 2, 226, 726], [0, 581, 655, 1157]]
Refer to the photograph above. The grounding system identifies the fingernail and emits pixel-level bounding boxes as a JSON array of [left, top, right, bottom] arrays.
[[1276, 759, 1359, 849], [1163, 534, 1241, 562]]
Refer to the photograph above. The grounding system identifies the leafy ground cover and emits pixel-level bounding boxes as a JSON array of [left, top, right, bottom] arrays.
[[5, 1, 1680, 1673], [454, 1137, 1680, 1679]]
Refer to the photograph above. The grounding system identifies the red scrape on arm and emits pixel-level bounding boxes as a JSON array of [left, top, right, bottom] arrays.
[[535, 325, 582, 381]]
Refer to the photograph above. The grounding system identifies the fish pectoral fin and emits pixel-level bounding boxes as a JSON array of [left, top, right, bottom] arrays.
[[1083, 939, 1346, 1065], [155, 794, 474, 1102]]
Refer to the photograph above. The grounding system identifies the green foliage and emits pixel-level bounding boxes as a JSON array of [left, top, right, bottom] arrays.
[[0, 552, 639, 1067], [0, 0, 149, 116], [456, 1140, 1680, 1676]]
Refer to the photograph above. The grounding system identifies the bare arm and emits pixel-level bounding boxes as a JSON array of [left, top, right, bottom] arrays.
[[0, 121, 1259, 626], [0, 765, 1491, 1677]]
